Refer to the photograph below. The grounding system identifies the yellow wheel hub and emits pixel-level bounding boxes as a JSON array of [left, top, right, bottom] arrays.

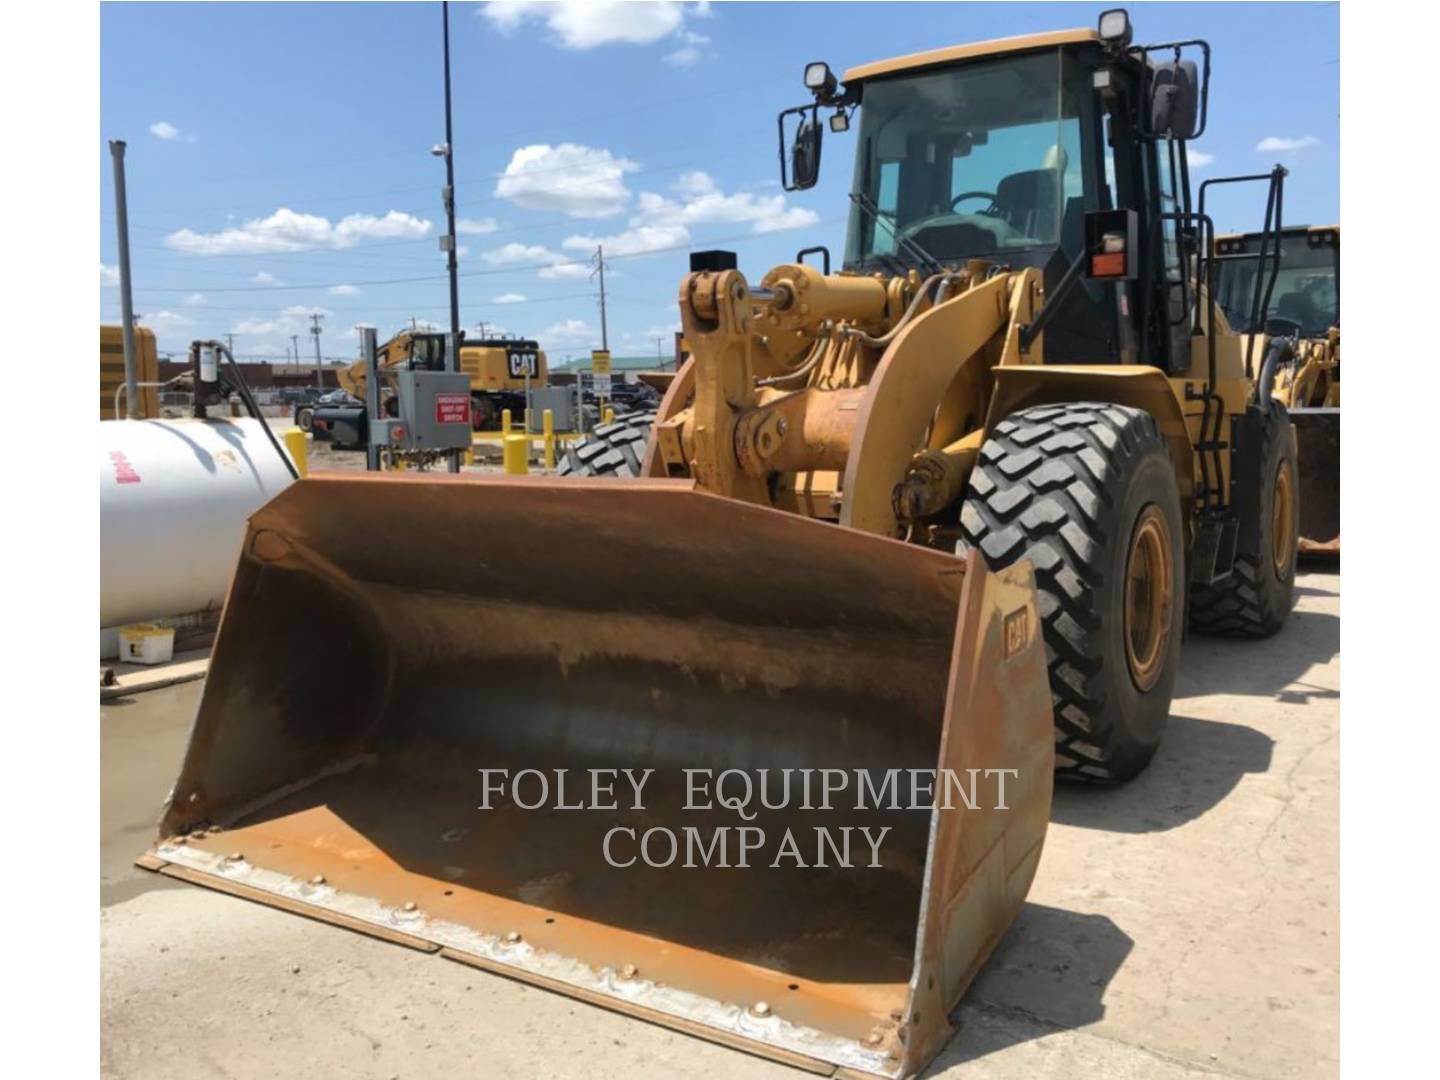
[[1124, 505, 1175, 693], [1272, 459, 1296, 578]]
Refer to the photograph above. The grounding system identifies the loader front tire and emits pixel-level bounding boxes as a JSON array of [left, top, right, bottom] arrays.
[[556, 410, 656, 478], [960, 403, 1184, 782], [1189, 403, 1298, 637]]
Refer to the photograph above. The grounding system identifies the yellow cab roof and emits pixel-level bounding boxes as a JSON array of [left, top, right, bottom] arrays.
[[843, 28, 1099, 83]]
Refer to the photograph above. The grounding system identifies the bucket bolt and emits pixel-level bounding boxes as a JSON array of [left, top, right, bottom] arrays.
[[749, 1001, 772, 1018], [503, 931, 522, 944]]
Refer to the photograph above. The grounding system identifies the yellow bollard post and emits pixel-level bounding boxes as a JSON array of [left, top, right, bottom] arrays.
[[603, 405, 615, 426], [281, 428, 308, 478], [542, 409, 556, 471], [503, 433, 530, 475], [501, 409, 512, 436]]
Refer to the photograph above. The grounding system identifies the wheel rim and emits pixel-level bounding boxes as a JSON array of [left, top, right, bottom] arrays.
[[1272, 459, 1296, 578], [1124, 505, 1175, 693]]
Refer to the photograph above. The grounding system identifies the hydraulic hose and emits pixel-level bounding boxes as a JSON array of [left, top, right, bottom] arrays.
[[1257, 336, 1294, 409], [217, 343, 301, 481]]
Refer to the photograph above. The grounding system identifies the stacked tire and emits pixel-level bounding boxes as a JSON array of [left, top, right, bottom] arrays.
[[556, 410, 657, 478]]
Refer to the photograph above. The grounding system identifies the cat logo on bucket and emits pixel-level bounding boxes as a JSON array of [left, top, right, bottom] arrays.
[[1003, 606, 1030, 659]]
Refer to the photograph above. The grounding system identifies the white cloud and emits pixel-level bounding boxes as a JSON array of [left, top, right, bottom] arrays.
[[483, 1, 703, 50], [560, 171, 819, 259], [329, 284, 360, 296], [495, 143, 638, 218], [137, 310, 192, 329], [456, 217, 499, 235], [1188, 150, 1215, 168], [251, 271, 280, 285], [184, 293, 206, 305], [165, 207, 432, 255], [540, 318, 596, 348], [664, 46, 701, 67], [563, 223, 690, 259], [481, 241, 564, 268], [480, 241, 589, 280], [100, 262, 119, 286], [230, 305, 329, 338], [494, 293, 528, 304], [149, 121, 180, 141], [1256, 135, 1320, 153], [538, 261, 592, 281]]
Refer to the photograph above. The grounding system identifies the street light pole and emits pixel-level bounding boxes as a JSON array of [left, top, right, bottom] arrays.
[[108, 140, 140, 420]]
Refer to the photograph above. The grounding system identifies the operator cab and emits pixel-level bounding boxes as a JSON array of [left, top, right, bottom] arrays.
[[779, 10, 1229, 375], [1215, 227, 1339, 337]]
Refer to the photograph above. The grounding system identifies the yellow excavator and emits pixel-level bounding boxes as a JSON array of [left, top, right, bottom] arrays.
[[330, 327, 548, 430], [1216, 225, 1339, 556], [140, 11, 1298, 1076]]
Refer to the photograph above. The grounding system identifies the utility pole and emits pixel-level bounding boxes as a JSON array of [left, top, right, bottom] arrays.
[[309, 313, 324, 388], [654, 336, 664, 368], [591, 245, 609, 351], [475, 320, 489, 340], [291, 334, 300, 369], [436, 0, 461, 474], [225, 333, 235, 356], [109, 140, 139, 420], [437, 0, 460, 359]]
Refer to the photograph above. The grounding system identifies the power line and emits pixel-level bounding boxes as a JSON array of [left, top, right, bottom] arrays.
[[126, 216, 846, 295]]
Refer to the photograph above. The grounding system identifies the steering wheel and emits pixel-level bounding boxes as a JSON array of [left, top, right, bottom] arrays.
[[951, 190, 999, 213]]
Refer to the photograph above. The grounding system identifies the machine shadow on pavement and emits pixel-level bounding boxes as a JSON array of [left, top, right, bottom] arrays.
[[923, 903, 1134, 1072], [1050, 713, 1274, 833]]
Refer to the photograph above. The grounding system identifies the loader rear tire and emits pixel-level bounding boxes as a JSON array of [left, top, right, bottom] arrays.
[[960, 403, 1184, 783], [556, 410, 656, 478], [1189, 403, 1298, 637]]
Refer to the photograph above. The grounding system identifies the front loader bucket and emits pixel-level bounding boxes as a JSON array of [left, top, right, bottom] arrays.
[[140, 474, 1052, 1077], [1293, 407, 1340, 558]]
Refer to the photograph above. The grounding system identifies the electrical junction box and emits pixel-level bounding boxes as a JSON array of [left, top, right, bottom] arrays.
[[381, 371, 474, 451], [526, 387, 576, 433]]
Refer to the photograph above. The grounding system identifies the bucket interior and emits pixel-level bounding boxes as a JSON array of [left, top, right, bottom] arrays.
[[158, 476, 972, 1055]]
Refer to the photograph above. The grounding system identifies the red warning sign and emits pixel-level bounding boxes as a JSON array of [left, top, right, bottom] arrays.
[[434, 393, 471, 425]]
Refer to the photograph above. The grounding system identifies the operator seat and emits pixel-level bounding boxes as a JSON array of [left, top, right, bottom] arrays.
[[993, 145, 1067, 242]]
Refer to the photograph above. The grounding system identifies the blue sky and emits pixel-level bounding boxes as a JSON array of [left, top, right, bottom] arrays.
[[99, 1, 1339, 364]]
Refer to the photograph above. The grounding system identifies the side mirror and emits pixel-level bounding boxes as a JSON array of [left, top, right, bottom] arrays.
[[792, 115, 822, 189], [778, 105, 823, 191], [1149, 58, 1202, 139]]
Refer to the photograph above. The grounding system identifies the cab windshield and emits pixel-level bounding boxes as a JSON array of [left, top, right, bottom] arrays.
[[845, 49, 1094, 270], [1215, 235, 1339, 336]]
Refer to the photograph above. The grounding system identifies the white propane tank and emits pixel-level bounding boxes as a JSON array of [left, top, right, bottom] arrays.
[[100, 418, 297, 632]]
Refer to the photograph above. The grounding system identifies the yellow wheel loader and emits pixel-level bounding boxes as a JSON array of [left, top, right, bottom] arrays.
[[139, 11, 1296, 1077], [1215, 225, 1339, 557]]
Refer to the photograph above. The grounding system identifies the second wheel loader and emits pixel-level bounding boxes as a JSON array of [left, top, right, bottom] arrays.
[[140, 10, 1297, 1078], [1215, 224, 1339, 556]]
